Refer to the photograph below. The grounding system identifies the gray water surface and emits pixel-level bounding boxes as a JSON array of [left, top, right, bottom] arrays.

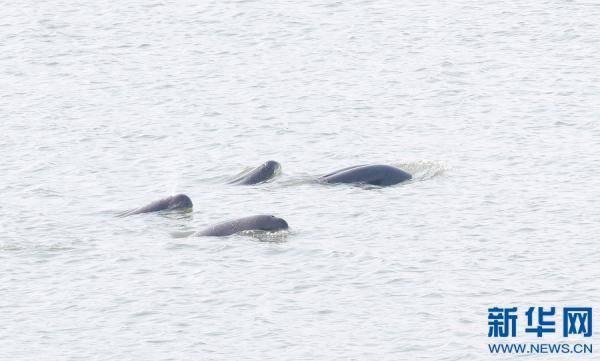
[[1, 1, 599, 360]]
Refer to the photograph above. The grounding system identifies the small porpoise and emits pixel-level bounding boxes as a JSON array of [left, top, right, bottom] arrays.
[[120, 194, 193, 216], [196, 215, 289, 237], [228, 160, 281, 185], [319, 164, 412, 186]]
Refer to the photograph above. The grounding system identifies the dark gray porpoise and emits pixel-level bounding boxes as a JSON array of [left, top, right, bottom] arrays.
[[319, 164, 412, 186], [121, 194, 193, 216], [228, 160, 281, 185], [196, 215, 289, 237]]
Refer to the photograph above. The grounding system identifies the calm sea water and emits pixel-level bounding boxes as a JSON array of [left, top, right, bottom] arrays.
[[1, 1, 599, 360]]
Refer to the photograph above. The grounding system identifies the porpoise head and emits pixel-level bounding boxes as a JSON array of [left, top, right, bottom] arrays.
[[256, 214, 289, 232], [168, 194, 193, 210], [262, 160, 282, 176]]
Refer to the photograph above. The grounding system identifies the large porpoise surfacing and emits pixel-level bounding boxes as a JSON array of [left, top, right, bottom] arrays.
[[196, 215, 289, 237], [319, 164, 412, 186]]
